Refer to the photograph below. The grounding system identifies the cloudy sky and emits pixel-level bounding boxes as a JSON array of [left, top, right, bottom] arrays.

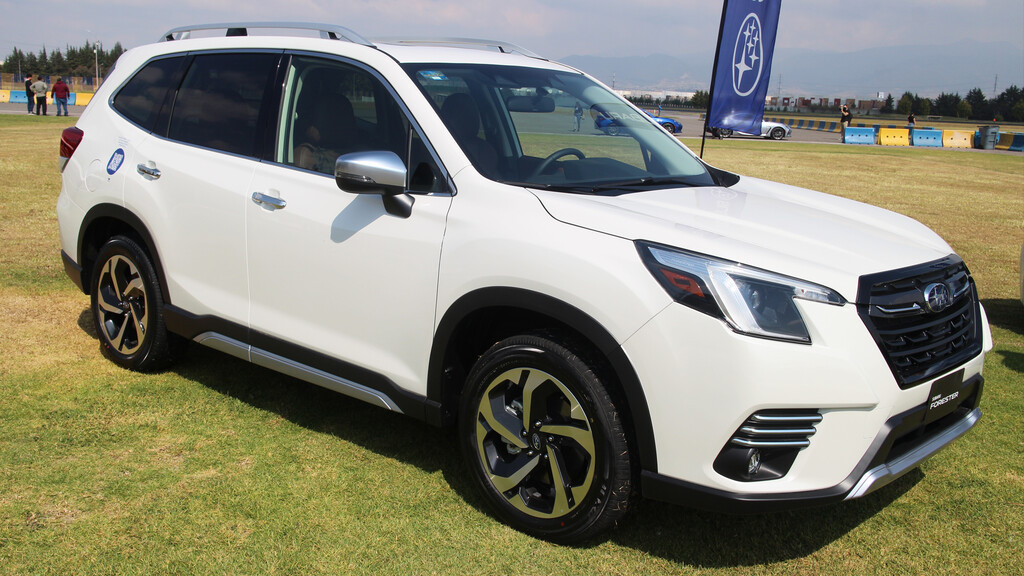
[[2, 0, 1021, 76]]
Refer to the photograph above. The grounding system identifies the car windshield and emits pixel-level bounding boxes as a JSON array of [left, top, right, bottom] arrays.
[[404, 63, 715, 192]]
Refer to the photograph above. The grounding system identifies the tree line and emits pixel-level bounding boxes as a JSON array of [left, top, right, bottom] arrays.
[[2, 42, 125, 79], [629, 87, 1024, 122], [887, 87, 1024, 122]]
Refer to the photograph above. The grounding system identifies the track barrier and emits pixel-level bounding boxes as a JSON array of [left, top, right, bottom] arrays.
[[911, 129, 943, 147], [843, 127, 875, 145], [879, 128, 910, 146], [943, 130, 974, 148]]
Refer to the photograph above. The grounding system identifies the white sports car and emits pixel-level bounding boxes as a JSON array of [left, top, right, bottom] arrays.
[[722, 120, 791, 140]]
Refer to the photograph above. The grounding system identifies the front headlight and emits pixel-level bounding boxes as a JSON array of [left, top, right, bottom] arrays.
[[637, 241, 845, 343]]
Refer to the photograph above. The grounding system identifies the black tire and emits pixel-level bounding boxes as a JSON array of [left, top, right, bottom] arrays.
[[459, 334, 634, 543], [770, 127, 786, 140], [90, 236, 181, 372]]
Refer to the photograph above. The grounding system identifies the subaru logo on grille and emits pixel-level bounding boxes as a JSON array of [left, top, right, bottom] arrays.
[[922, 282, 952, 313]]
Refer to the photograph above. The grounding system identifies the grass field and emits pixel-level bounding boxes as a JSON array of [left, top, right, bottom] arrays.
[[1, 115, 1022, 575]]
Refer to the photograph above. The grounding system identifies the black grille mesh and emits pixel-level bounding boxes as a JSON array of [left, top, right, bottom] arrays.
[[858, 258, 983, 388]]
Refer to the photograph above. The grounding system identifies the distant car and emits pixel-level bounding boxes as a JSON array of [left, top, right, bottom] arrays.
[[646, 111, 682, 134], [594, 109, 681, 134], [720, 120, 791, 140]]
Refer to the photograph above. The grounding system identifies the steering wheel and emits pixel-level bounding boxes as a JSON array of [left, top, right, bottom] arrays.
[[529, 148, 586, 179]]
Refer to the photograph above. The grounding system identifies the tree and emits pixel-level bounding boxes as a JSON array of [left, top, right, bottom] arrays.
[[991, 85, 1023, 121], [689, 90, 709, 109], [932, 92, 961, 117], [880, 93, 895, 114], [897, 91, 915, 115], [964, 88, 989, 120], [1010, 100, 1024, 122], [956, 100, 972, 119], [916, 96, 931, 116]]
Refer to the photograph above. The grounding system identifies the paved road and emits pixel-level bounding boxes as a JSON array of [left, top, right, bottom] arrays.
[[0, 101, 83, 117]]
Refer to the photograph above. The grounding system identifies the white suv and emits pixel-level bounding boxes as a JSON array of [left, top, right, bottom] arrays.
[[57, 23, 992, 542]]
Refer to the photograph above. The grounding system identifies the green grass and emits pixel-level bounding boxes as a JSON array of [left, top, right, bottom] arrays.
[[2, 116, 1022, 575]]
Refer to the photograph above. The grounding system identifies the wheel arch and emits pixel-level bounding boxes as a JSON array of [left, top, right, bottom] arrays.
[[76, 203, 170, 302], [428, 286, 658, 472]]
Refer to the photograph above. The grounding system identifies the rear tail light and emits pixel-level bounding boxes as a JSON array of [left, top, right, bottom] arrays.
[[59, 126, 84, 172]]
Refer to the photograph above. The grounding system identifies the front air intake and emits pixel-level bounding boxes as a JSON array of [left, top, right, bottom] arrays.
[[714, 410, 821, 482]]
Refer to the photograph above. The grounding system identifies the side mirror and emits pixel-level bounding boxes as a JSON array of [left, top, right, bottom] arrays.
[[335, 151, 414, 218]]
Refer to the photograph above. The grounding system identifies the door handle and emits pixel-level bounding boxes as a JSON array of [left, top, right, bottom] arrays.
[[136, 164, 161, 179], [251, 191, 287, 210]]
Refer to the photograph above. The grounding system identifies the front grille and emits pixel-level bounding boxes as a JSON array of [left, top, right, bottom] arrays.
[[857, 256, 984, 389]]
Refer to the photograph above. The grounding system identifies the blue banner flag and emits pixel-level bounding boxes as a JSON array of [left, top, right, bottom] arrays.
[[707, 0, 782, 136]]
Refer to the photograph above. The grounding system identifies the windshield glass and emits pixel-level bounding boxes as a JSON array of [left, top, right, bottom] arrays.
[[404, 63, 715, 192]]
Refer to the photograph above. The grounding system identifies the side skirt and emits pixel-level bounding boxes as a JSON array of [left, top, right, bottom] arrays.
[[164, 305, 442, 424]]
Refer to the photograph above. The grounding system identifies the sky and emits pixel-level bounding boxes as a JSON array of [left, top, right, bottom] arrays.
[[2, 0, 1022, 86]]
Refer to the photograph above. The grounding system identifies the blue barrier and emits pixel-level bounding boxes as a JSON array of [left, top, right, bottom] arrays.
[[844, 127, 875, 145], [911, 129, 943, 147], [1010, 133, 1024, 152], [10, 92, 29, 104]]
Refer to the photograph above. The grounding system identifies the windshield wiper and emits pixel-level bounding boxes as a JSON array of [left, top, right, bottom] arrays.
[[586, 177, 700, 191]]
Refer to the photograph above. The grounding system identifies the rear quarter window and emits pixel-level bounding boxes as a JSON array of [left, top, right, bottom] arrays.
[[111, 56, 185, 132]]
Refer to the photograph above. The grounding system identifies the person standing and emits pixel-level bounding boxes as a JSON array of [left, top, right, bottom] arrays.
[[907, 111, 916, 128], [31, 76, 49, 115], [840, 104, 853, 142], [24, 74, 34, 114], [52, 77, 71, 116], [573, 101, 583, 132]]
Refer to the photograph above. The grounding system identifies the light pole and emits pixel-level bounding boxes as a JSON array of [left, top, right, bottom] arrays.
[[94, 41, 103, 87]]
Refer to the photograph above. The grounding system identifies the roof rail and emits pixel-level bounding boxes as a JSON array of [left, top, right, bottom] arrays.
[[373, 37, 543, 59], [160, 22, 374, 47]]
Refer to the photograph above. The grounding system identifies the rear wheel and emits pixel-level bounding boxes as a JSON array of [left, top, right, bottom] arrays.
[[459, 334, 634, 543], [91, 236, 180, 371]]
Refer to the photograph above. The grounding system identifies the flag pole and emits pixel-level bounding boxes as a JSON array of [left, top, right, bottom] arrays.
[[701, 0, 731, 159]]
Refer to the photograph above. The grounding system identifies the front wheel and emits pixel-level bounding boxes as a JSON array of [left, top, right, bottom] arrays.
[[91, 236, 181, 371], [459, 334, 634, 543], [770, 127, 786, 140]]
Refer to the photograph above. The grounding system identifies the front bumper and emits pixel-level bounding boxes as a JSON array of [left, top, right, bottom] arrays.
[[641, 374, 983, 513]]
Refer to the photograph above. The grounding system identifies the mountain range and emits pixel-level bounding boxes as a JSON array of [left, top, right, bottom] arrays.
[[561, 40, 1024, 99]]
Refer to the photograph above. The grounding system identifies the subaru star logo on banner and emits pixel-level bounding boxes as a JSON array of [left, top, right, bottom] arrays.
[[707, 0, 782, 136]]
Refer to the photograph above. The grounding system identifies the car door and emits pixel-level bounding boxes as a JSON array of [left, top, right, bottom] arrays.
[[246, 55, 452, 396], [125, 51, 279, 325]]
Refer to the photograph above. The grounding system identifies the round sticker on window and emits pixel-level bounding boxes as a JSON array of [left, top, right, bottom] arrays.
[[106, 149, 125, 175]]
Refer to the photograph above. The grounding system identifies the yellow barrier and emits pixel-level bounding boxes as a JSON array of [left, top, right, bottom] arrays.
[[878, 128, 910, 146], [75, 92, 94, 107], [0, 90, 9, 103], [943, 130, 973, 149], [995, 132, 1015, 150]]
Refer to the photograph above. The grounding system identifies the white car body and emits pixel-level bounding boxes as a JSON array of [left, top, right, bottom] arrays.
[[56, 24, 991, 540]]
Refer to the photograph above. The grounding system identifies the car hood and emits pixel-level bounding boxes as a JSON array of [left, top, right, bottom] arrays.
[[530, 176, 953, 301]]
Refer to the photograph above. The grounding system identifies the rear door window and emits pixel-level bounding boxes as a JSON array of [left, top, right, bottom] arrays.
[[167, 52, 279, 157]]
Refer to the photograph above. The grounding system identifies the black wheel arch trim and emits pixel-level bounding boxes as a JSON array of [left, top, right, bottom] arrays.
[[74, 203, 171, 302], [428, 286, 658, 472]]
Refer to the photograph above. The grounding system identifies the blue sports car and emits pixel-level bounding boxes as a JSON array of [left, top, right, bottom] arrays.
[[594, 109, 682, 135]]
